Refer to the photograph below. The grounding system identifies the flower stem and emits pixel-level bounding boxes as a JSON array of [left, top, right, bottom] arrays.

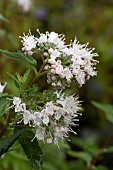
[[30, 58, 47, 86]]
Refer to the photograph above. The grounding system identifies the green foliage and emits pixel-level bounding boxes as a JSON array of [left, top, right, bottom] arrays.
[[0, 50, 37, 72], [21, 85, 57, 111], [68, 151, 92, 164], [0, 129, 25, 157], [0, 144, 32, 170], [15, 126, 43, 170], [0, 96, 8, 116], [7, 69, 30, 89], [94, 165, 108, 170], [92, 101, 113, 124]]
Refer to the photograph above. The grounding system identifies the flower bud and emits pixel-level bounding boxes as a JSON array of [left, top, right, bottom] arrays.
[[27, 50, 33, 56], [48, 48, 54, 54], [43, 52, 48, 57], [51, 69, 56, 74]]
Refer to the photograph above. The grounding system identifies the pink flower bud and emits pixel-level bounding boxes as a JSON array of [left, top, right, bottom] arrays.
[[51, 65, 56, 69], [43, 52, 48, 57], [51, 76, 56, 80], [51, 69, 56, 74], [48, 48, 53, 54], [48, 59, 56, 65], [60, 73, 65, 78], [27, 50, 33, 56]]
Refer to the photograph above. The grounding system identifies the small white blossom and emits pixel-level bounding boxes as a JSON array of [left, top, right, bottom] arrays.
[[23, 110, 32, 125], [19, 30, 37, 52], [46, 138, 52, 144], [34, 112, 42, 126], [63, 68, 73, 81], [15, 103, 26, 112], [13, 97, 21, 106], [35, 127, 45, 141]]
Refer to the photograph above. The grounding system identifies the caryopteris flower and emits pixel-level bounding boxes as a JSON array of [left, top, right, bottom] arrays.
[[12, 91, 82, 146], [20, 30, 99, 88]]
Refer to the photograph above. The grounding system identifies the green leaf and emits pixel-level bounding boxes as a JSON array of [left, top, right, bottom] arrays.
[[21, 69, 30, 83], [67, 151, 92, 164], [16, 126, 43, 170], [85, 144, 101, 157], [0, 96, 8, 116], [94, 165, 108, 170], [0, 129, 25, 157], [92, 101, 113, 124], [7, 72, 20, 88], [0, 50, 37, 70], [103, 146, 113, 153]]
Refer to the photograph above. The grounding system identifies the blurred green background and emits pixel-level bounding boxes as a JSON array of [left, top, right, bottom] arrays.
[[0, 0, 113, 170]]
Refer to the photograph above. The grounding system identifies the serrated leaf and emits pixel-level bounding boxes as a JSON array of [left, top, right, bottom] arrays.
[[21, 69, 30, 83], [68, 151, 92, 163], [0, 96, 7, 116], [16, 126, 43, 170], [0, 50, 37, 70], [7, 72, 20, 88], [0, 129, 25, 157], [92, 101, 113, 124]]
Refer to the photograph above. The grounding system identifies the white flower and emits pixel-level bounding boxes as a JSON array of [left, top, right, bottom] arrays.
[[34, 112, 42, 126], [46, 138, 52, 144], [0, 82, 7, 93], [15, 103, 26, 112], [54, 107, 63, 120], [45, 101, 55, 116], [63, 68, 73, 81], [50, 49, 61, 60], [13, 97, 21, 106], [48, 32, 59, 43], [76, 71, 86, 86], [84, 63, 97, 76], [35, 127, 45, 141], [37, 33, 48, 44], [17, 0, 32, 12], [41, 109, 50, 125], [54, 126, 68, 145], [57, 95, 80, 114], [56, 64, 63, 75], [23, 110, 33, 125], [19, 31, 37, 52]]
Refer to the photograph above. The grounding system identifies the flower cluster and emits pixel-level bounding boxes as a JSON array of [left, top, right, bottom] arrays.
[[20, 30, 98, 88], [12, 92, 81, 146]]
